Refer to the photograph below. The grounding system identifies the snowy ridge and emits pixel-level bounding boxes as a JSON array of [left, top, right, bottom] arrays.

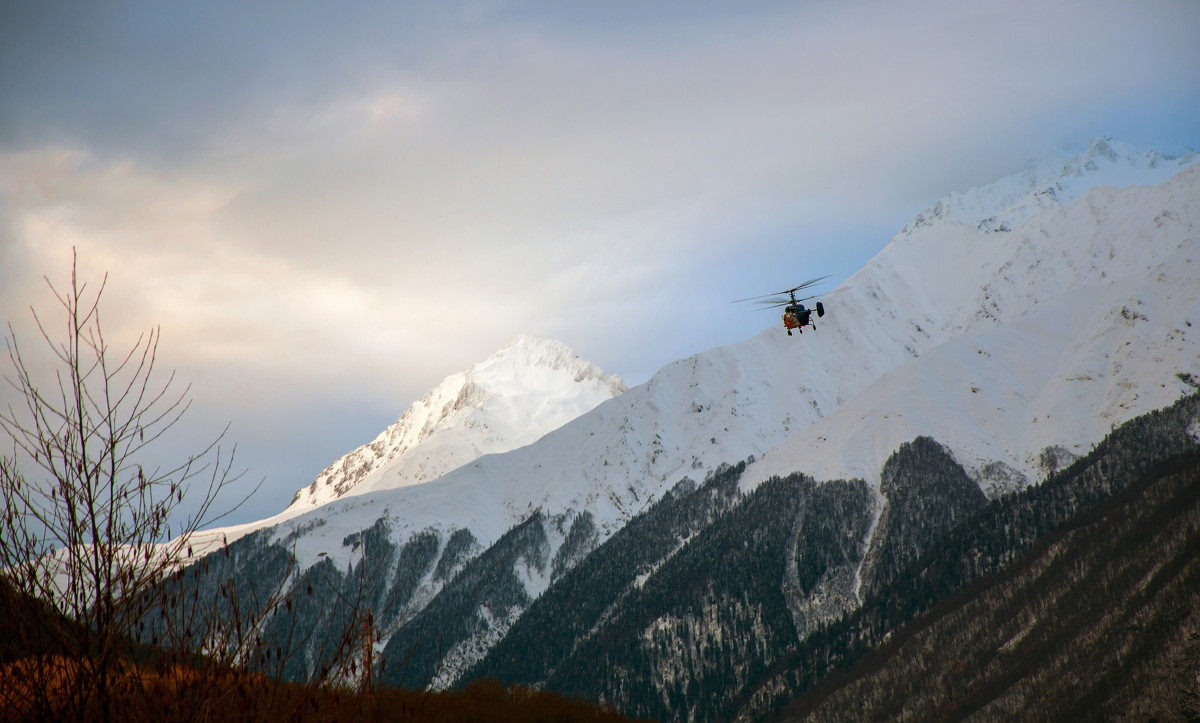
[[900, 136, 1197, 235], [286, 335, 627, 513]]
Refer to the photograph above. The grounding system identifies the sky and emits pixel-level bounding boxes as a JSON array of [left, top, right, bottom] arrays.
[[2, 0, 1199, 528]]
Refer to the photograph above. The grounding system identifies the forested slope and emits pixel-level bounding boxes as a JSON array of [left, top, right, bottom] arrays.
[[744, 393, 1200, 721]]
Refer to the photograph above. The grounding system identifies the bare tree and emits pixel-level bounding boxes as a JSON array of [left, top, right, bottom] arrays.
[[0, 253, 255, 720], [0, 254, 389, 722]]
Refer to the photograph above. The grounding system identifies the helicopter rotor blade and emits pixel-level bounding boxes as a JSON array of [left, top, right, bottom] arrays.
[[752, 292, 823, 310], [750, 291, 824, 305], [733, 291, 788, 303], [732, 275, 832, 303], [788, 275, 832, 293]]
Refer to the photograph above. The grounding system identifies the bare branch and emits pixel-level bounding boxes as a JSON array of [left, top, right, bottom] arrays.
[[0, 251, 272, 719]]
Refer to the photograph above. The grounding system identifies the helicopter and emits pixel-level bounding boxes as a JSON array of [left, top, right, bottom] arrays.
[[734, 276, 830, 336]]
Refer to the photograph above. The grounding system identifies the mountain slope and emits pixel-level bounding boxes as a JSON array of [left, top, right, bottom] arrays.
[[758, 402, 1200, 722], [744, 220, 1200, 496], [462, 395, 1200, 721]]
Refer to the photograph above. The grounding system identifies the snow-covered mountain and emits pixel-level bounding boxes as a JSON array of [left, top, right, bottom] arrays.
[[286, 335, 628, 512], [182, 137, 1200, 703]]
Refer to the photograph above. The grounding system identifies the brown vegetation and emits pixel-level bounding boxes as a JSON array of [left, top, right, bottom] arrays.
[[0, 654, 639, 722]]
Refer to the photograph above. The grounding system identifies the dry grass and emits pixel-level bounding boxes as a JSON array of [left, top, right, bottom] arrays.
[[0, 654, 643, 722]]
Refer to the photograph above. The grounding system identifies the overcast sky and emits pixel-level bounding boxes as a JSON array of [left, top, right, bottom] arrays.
[[2, 0, 1199, 527]]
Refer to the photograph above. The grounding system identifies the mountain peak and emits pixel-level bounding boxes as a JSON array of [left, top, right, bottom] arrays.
[[502, 333, 560, 350], [1083, 134, 1118, 159], [489, 335, 593, 373], [284, 337, 627, 513], [477, 335, 628, 394]]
